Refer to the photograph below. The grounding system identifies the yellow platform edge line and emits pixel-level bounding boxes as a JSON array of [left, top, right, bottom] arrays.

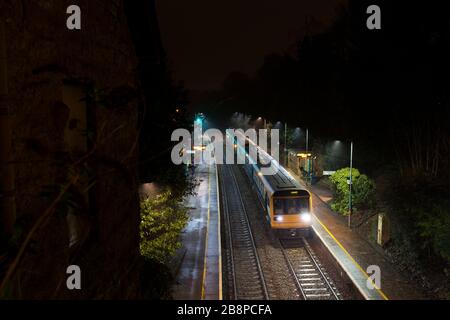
[[201, 165, 212, 300], [314, 216, 389, 300], [216, 164, 223, 300]]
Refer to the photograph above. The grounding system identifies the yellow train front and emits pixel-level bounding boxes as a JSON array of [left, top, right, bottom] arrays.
[[270, 189, 313, 238]]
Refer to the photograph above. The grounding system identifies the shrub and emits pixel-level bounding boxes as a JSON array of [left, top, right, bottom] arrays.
[[396, 187, 450, 263], [140, 258, 174, 299], [140, 190, 189, 263], [417, 203, 450, 262], [329, 167, 375, 215]]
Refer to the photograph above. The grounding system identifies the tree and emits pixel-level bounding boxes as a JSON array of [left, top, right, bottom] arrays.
[[417, 204, 450, 262], [329, 167, 375, 215], [140, 191, 189, 263]]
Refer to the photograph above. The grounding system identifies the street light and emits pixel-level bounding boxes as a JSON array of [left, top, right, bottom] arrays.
[[284, 122, 288, 166], [195, 112, 205, 124], [305, 128, 309, 153], [257, 116, 266, 129], [305, 128, 311, 184]]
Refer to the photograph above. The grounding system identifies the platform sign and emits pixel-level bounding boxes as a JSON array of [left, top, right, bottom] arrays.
[[377, 214, 383, 246], [322, 170, 336, 176]]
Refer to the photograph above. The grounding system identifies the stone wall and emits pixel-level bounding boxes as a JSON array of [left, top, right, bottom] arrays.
[[1, 0, 142, 298]]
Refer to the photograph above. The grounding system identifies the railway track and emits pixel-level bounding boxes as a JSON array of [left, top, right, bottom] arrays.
[[280, 238, 341, 300], [219, 164, 269, 300]]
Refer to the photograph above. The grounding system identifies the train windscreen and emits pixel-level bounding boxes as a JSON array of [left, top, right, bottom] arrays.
[[274, 197, 309, 215]]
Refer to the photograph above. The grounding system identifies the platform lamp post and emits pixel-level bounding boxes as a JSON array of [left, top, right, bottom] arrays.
[[284, 122, 288, 166], [305, 128, 309, 153], [257, 116, 266, 130], [305, 128, 311, 184], [348, 141, 354, 229]]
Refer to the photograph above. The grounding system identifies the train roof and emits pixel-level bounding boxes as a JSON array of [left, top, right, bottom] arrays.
[[263, 165, 298, 189], [232, 130, 309, 195], [252, 150, 307, 195]]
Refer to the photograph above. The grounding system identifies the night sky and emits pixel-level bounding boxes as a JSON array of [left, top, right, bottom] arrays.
[[157, 0, 346, 91]]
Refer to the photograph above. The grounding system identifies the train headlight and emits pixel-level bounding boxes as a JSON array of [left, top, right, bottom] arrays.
[[300, 213, 311, 223], [275, 216, 283, 222]]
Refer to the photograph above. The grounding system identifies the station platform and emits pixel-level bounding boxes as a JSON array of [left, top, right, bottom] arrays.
[[171, 163, 222, 300], [286, 168, 425, 300]]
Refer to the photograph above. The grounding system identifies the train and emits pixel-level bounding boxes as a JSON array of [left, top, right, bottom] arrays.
[[231, 131, 313, 238]]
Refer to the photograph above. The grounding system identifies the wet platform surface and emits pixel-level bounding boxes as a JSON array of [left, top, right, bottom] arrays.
[[172, 164, 221, 300], [287, 168, 425, 300]]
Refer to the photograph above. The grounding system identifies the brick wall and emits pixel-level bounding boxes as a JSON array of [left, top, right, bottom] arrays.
[[1, 0, 142, 298]]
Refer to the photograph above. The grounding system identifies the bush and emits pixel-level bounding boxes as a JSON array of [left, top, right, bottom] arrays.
[[140, 258, 174, 299], [417, 204, 450, 262], [329, 167, 375, 215], [140, 190, 189, 263], [394, 185, 450, 263]]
